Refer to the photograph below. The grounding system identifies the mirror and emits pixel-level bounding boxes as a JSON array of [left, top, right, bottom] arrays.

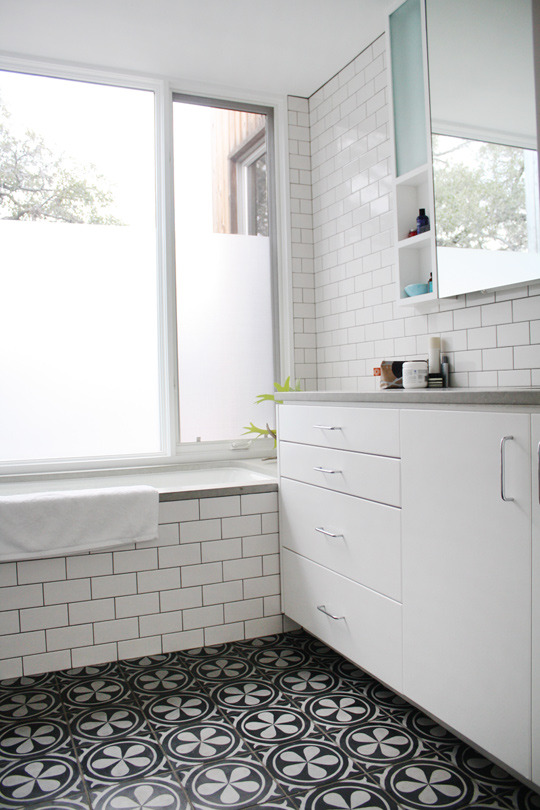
[[425, 0, 539, 297]]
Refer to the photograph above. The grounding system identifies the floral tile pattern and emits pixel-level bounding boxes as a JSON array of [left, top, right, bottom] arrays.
[[0, 628, 539, 809]]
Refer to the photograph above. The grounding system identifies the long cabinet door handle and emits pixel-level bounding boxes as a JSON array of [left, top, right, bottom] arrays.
[[538, 442, 540, 505], [315, 527, 344, 539], [313, 424, 342, 430], [317, 604, 344, 621], [500, 435, 515, 502], [313, 466, 342, 474]]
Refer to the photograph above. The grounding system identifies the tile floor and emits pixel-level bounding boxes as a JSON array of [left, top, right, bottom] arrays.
[[0, 629, 539, 810]]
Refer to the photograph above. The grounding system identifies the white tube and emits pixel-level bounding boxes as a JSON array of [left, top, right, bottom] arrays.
[[428, 336, 441, 374]]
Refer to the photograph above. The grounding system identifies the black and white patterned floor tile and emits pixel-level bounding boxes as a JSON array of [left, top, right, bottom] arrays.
[[79, 737, 170, 789], [127, 666, 193, 697], [208, 677, 288, 712], [249, 646, 311, 673], [273, 668, 342, 697], [56, 662, 121, 683], [499, 783, 540, 809], [0, 754, 84, 807], [161, 722, 250, 770], [336, 718, 432, 771], [1, 628, 540, 810], [0, 689, 62, 723], [296, 777, 401, 810], [234, 634, 292, 652], [372, 756, 488, 809], [0, 674, 56, 693], [297, 691, 381, 730], [190, 656, 258, 683], [91, 773, 190, 810], [180, 757, 285, 809], [141, 690, 220, 730], [435, 741, 527, 799], [60, 677, 131, 710], [261, 739, 362, 797], [69, 704, 156, 749], [233, 706, 321, 750], [398, 707, 461, 748], [0, 718, 73, 766], [242, 800, 299, 810], [176, 644, 231, 661], [357, 681, 411, 715]]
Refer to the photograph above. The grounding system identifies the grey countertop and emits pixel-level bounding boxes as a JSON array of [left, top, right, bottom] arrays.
[[280, 388, 540, 406]]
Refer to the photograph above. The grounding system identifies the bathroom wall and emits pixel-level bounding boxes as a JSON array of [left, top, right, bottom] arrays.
[[288, 36, 540, 391], [0, 491, 281, 678]]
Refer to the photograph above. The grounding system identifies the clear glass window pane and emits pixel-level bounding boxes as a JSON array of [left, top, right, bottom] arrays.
[[173, 101, 274, 443], [0, 71, 161, 463]]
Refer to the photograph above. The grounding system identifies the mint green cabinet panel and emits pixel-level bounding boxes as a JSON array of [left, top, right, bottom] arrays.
[[389, 0, 428, 176]]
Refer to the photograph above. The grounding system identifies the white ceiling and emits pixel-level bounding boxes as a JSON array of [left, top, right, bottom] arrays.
[[0, 0, 387, 98]]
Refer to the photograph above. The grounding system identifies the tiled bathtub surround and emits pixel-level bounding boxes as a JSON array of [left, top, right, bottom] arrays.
[[0, 629, 538, 809], [0, 491, 281, 679], [288, 36, 540, 391]]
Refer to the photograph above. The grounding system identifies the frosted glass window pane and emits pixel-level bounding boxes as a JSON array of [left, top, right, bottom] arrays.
[[0, 72, 161, 463], [173, 102, 274, 442], [390, 0, 428, 176]]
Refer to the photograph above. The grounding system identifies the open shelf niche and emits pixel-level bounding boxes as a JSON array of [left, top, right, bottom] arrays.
[[395, 164, 437, 305]]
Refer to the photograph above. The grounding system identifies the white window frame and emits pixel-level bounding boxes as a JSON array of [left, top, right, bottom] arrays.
[[0, 55, 294, 479], [234, 133, 267, 235]]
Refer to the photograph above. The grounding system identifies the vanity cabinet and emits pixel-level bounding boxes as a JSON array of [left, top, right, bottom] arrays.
[[278, 404, 403, 692], [278, 397, 540, 787], [401, 409, 532, 780], [532, 415, 540, 784]]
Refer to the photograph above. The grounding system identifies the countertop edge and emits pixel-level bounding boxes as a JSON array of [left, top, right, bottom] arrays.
[[279, 389, 540, 406]]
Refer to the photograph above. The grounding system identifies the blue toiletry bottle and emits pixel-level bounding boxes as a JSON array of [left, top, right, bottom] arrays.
[[417, 208, 430, 234]]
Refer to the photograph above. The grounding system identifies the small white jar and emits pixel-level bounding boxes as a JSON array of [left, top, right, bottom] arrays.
[[403, 360, 428, 389]]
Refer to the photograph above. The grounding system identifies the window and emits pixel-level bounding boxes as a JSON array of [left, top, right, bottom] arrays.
[[173, 99, 275, 443], [0, 67, 278, 473], [0, 70, 162, 466], [230, 130, 268, 236]]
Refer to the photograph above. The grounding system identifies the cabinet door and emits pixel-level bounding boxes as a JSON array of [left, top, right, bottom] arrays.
[[401, 409, 532, 780], [532, 414, 540, 785]]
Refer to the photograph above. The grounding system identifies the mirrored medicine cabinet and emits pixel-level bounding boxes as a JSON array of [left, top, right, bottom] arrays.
[[388, 0, 539, 304]]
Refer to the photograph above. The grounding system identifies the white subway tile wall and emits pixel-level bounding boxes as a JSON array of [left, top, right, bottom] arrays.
[[0, 492, 281, 679], [288, 36, 540, 390], [288, 95, 317, 390]]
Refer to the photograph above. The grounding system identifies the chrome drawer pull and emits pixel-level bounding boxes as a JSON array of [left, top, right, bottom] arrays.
[[313, 424, 342, 430], [317, 604, 344, 621], [315, 527, 343, 539], [500, 436, 515, 502], [538, 442, 540, 505], [313, 466, 342, 474]]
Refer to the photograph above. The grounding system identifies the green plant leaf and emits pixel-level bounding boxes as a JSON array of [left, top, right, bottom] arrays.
[[244, 379, 300, 446]]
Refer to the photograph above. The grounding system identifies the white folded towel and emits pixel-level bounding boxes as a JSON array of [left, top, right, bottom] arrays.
[[0, 485, 159, 562]]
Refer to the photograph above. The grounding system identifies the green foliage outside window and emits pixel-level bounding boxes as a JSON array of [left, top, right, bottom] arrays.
[[0, 97, 121, 224], [432, 134, 528, 252]]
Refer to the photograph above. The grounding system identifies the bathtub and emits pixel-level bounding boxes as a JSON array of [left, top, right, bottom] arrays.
[[0, 460, 278, 561], [0, 460, 282, 676]]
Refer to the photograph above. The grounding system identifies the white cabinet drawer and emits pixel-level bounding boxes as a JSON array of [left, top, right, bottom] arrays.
[[280, 478, 401, 601], [279, 441, 401, 507], [282, 548, 402, 692], [279, 404, 400, 457]]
